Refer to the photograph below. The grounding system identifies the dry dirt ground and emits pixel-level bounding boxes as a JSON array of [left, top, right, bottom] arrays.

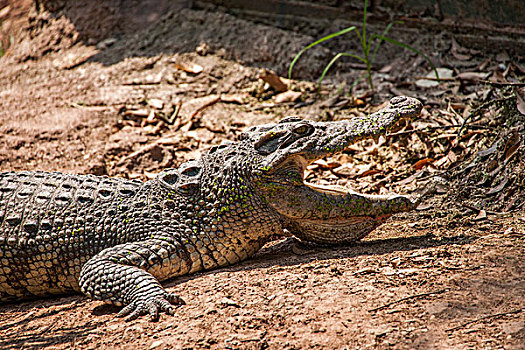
[[0, 2, 524, 349]]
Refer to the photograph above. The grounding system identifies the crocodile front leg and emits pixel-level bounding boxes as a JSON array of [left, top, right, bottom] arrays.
[[79, 239, 187, 321], [267, 183, 416, 244]]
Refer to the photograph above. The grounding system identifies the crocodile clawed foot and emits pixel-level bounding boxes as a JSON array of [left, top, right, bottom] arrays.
[[118, 292, 185, 321]]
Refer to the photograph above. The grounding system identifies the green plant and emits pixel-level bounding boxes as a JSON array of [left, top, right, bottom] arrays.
[[288, 0, 439, 91]]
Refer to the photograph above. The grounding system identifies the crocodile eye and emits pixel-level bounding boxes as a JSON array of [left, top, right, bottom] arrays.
[[293, 123, 313, 136]]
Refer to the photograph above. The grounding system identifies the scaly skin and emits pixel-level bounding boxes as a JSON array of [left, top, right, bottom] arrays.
[[0, 96, 423, 320]]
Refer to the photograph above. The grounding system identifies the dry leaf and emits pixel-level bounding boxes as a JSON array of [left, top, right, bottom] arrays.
[[474, 209, 487, 221], [353, 267, 377, 275], [379, 64, 393, 73], [312, 159, 341, 169], [396, 268, 419, 276], [275, 90, 302, 103], [259, 69, 288, 92], [456, 72, 489, 81], [433, 156, 449, 168], [477, 58, 491, 71], [413, 158, 434, 170], [189, 96, 221, 119], [450, 37, 471, 61], [332, 164, 358, 177], [396, 171, 421, 186], [490, 70, 506, 83], [220, 94, 247, 104], [359, 169, 381, 178], [325, 160, 342, 168], [126, 109, 149, 118], [511, 61, 525, 75], [451, 51, 471, 61], [503, 130, 520, 161], [174, 62, 204, 74], [486, 177, 508, 195], [0, 5, 11, 18], [476, 143, 498, 157], [415, 68, 453, 88], [515, 87, 525, 116], [355, 98, 366, 107], [447, 151, 458, 163]]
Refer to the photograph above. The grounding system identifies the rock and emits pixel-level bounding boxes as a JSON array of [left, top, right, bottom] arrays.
[[148, 99, 164, 109], [501, 321, 524, 335], [150, 340, 165, 349]]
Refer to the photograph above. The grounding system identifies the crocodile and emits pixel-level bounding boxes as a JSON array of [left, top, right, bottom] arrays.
[[0, 96, 423, 320]]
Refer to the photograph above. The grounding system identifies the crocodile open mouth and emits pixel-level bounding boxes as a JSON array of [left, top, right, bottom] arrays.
[[274, 153, 416, 245], [303, 176, 400, 243]]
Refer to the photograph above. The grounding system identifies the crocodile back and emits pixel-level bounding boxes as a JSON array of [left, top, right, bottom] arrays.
[[0, 171, 142, 300]]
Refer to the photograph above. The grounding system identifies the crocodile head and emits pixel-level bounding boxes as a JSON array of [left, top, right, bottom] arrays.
[[241, 96, 422, 172], [236, 96, 423, 243]]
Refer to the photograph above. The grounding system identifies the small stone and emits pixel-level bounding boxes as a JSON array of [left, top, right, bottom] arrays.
[[150, 340, 165, 349], [124, 325, 144, 337], [96, 37, 117, 50], [501, 321, 524, 335], [196, 42, 210, 56], [107, 324, 120, 331], [396, 268, 419, 276], [148, 99, 164, 109], [218, 297, 241, 308]]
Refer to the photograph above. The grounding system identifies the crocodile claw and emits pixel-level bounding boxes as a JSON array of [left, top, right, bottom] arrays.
[[118, 292, 185, 321]]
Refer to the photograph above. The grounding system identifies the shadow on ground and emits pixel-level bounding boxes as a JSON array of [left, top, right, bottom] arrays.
[[167, 231, 475, 287]]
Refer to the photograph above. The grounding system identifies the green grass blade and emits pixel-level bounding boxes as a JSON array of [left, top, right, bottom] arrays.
[[365, 36, 372, 59], [370, 22, 394, 65], [288, 26, 357, 79], [317, 52, 368, 90], [362, 0, 368, 51], [355, 28, 364, 48], [373, 34, 440, 81]]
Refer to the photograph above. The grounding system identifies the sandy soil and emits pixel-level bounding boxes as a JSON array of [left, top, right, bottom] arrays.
[[0, 2, 523, 349]]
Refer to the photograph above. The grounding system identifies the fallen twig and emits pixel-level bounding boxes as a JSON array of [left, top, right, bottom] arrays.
[[414, 76, 455, 82], [368, 289, 448, 312], [461, 203, 512, 216], [446, 308, 524, 332], [190, 96, 221, 119], [159, 103, 181, 125], [180, 96, 222, 132], [477, 80, 525, 87], [115, 135, 179, 166]]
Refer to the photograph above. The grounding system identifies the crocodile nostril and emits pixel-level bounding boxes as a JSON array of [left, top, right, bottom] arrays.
[[180, 166, 201, 177], [158, 170, 179, 186]]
